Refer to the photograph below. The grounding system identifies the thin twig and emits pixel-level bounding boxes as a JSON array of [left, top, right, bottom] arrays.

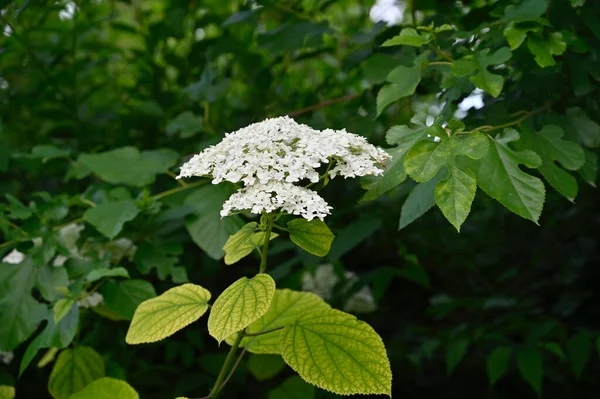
[[287, 93, 360, 117], [243, 326, 284, 337], [149, 180, 206, 201]]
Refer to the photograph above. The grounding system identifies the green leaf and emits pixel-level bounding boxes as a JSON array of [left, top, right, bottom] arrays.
[[85, 267, 130, 283], [20, 306, 79, 375], [518, 125, 584, 201], [503, 22, 540, 50], [435, 165, 477, 231], [539, 341, 565, 359], [0, 260, 46, 351], [398, 171, 447, 230], [565, 107, 600, 148], [78, 147, 179, 187], [166, 111, 203, 138], [397, 258, 430, 288], [381, 28, 431, 47], [517, 346, 543, 396], [5, 194, 33, 219], [208, 274, 276, 343], [579, 149, 597, 187], [269, 376, 315, 399], [232, 289, 330, 354], [386, 123, 429, 156], [280, 308, 392, 396], [527, 32, 567, 67], [53, 299, 75, 325], [404, 140, 452, 182], [446, 339, 469, 374], [101, 279, 157, 320], [566, 331, 592, 380], [223, 222, 279, 265], [248, 354, 286, 381], [287, 219, 334, 257], [31, 145, 71, 163], [503, 0, 547, 22], [68, 378, 139, 399], [83, 200, 139, 240], [185, 184, 244, 260], [470, 129, 545, 223], [404, 132, 488, 230], [376, 62, 422, 117], [486, 346, 511, 386], [126, 284, 211, 344], [187, 213, 245, 260], [453, 48, 512, 97], [0, 386, 15, 399], [48, 347, 105, 399], [134, 243, 187, 283], [36, 264, 69, 302], [360, 147, 407, 201]]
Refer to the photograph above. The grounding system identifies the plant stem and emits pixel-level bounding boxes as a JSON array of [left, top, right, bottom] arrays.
[[460, 103, 552, 135], [427, 61, 453, 66], [213, 348, 247, 395], [287, 93, 360, 117], [210, 332, 244, 398], [243, 326, 284, 337], [409, 0, 417, 26], [259, 215, 274, 274], [149, 180, 206, 201]]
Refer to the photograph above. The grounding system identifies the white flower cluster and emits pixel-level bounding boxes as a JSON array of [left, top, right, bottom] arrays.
[[221, 182, 332, 221], [178, 116, 390, 220]]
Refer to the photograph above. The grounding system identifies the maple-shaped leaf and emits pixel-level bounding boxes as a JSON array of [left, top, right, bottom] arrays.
[[452, 47, 512, 97], [518, 125, 584, 201], [469, 129, 545, 223]]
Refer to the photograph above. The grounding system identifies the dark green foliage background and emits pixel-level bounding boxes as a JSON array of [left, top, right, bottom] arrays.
[[1, 0, 599, 398]]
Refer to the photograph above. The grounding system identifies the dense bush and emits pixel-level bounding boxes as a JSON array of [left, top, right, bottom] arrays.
[[1, 0, 599, 398]]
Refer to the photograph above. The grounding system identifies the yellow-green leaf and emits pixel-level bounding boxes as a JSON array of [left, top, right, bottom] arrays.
[[223, 222, 279, 265], [126, 284, 211, 344], [280, 308, 392, 396], [208, 274, 275, 343], [48, 347, 105, 399], [68, 378, 138, 399], [53, 299, 75, 325], [0, 386, 15, 399], [287, 219, 334, 257], [230, 289, 330, 354]]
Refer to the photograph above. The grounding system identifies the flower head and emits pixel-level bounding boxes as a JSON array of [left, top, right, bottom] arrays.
[[178, 116, 389, 220], [221, 181, 332, 221], [178, 116, 389, 185]]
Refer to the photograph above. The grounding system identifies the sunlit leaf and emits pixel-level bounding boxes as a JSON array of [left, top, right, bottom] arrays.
[[126, 284, 211, 344], [280, 308, 391, 396], [208, 274, 275, 343], [48, 347, 105, 399]]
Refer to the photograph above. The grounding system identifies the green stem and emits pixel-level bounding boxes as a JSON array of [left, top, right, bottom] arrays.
[[259, 215, 274, 274], [427, 61, 453, 67], [210, 332, 244, 398], [244, 326, 284, 337], [460, 103, 552, 135], [149, 180, 206, 201], [409, 0, 417, 26]]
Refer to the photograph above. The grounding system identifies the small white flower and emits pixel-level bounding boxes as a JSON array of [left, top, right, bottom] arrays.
[[0, 351, 14, 365], [221, 182, 332, 221], [2, 249, 25, 264], [77, 292, 104, 309], [370, 0, 406, 26], [53, 255, 68, 267]]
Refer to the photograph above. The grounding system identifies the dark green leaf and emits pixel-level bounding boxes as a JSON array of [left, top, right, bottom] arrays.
[[486, 346, 511, 386], [517, 346, 543, 396], [83, 200, 140, 239]]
